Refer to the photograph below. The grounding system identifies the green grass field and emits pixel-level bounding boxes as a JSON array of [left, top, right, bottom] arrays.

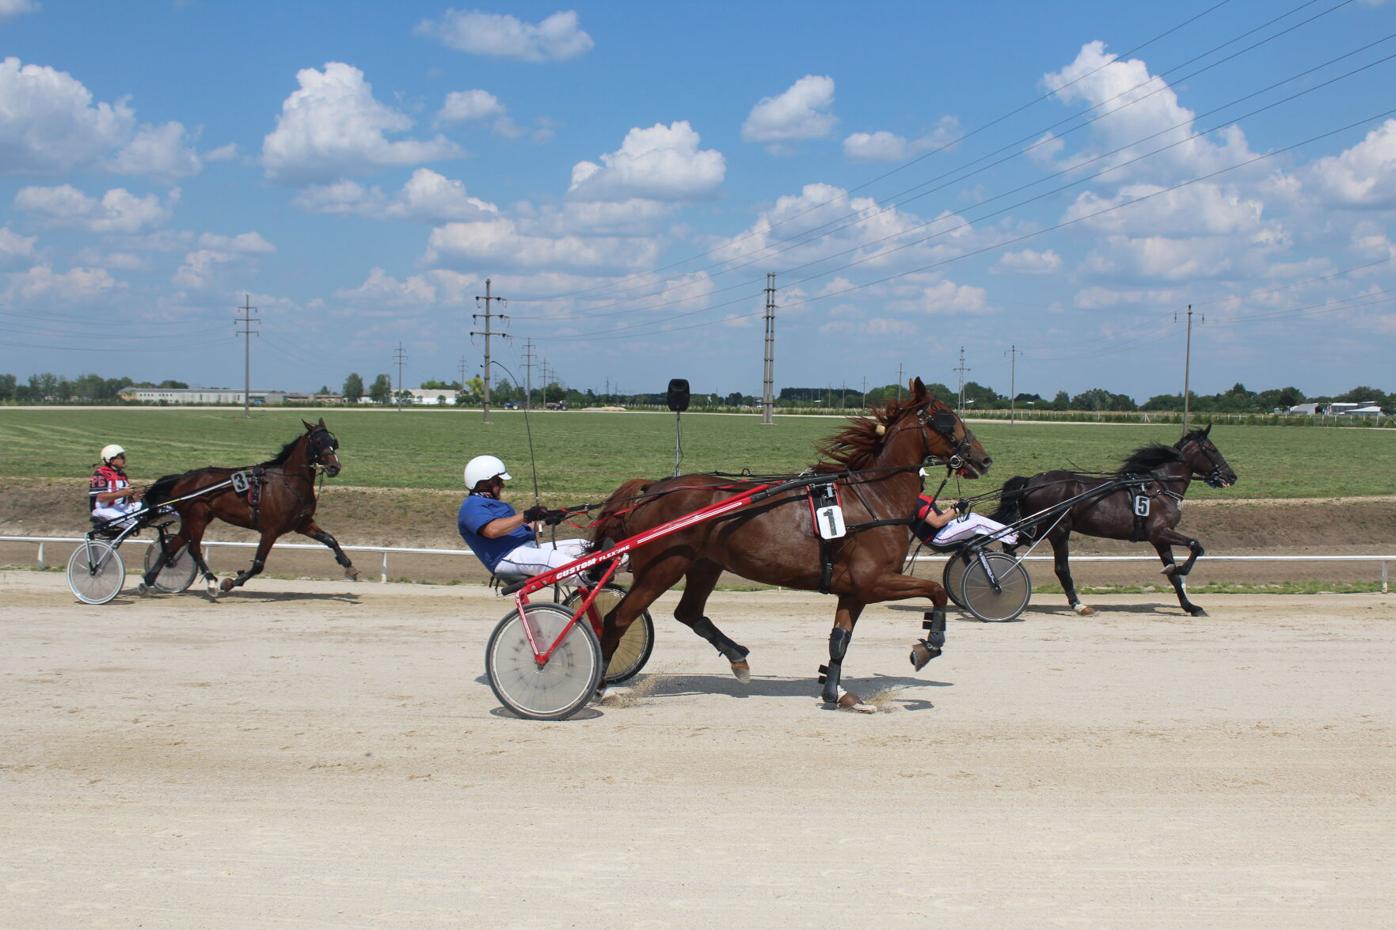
[[1, 407, 1392, 499]]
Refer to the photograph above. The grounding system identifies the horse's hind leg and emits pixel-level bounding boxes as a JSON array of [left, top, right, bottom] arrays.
[[222, 530, 276, 592], [673, 559, 750, 682], [1152, 533, 1207, 617], [596, 551, 692, 675], [298, 518, 359, 580], [1051, 530, 1094, 616], [819, 596, 873, 712]]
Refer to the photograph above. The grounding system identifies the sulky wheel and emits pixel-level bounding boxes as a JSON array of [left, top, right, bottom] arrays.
[[942, 550, 971, 609], [959, 551, 1032, 623], [67, 540, 126, 605], [563, 583, 655, 684], [142, 540, 198, 593], [486, 603, 603, 720]]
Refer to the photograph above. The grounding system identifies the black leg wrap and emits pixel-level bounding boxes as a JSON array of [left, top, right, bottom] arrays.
[[820, 627, 851, 703], [910, 609, 946, 671], [690, 617, 750, 662]]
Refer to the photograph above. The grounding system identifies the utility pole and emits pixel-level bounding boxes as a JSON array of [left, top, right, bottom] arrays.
[[540, 359, 551, 408], [861, 376, 867, 409], [458, 356, 468, 404], [1005, 344, 1022, 425], [1178, 304, 1202, 430], [472, 278, 508, 425], [393, 343, 407, 411], [234, 294, 258, 419], [954, 347, 970, 414], [521, 338, 538, 410], [896, 363, 904, 401], [761, 272, 776, 425]]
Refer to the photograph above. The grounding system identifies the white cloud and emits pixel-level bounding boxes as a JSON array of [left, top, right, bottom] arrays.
[[415, 9, 593, 61], [568, 121, 725, 202], [1062, 183, 1266, 237], [335, 267, 444, 308], [0, 226, 37, 266], [204, 143, 239, 162], [1309, 119, 1396, 209], [994, 248, 1062, 275], [842, 116, 961, 162], [173, 231, 274, 290], [426, 217, 656, 271], [910, 278, 989, 315], [110, 121, 202, 179], [0, 57, 134, 174], [1073, 285, 1184, 310], [294, 168, 498, 221], [0, 0, 39, 21], [5, 264, 117, 302], [14, 184, 176, 232], [742, 75, 836, 150], [437, 89, 505, 124], [1042, 41, 1255, 181], [261, 62, 462, 182]]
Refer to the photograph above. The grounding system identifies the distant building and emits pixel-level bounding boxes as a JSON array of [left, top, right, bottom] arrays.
[[405, 388, 460, 405], [1287, 403, 1320, 415], [1324, 402, 1384, 417], [120, 387, 278, 405]]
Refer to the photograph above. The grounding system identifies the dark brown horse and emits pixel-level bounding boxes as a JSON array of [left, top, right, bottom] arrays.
[[588, 378, 991, 710], [990, 424, 1237, 617], [140, 418, 357, 594]]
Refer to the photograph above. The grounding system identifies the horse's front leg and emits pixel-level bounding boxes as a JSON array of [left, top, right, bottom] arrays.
[[222, 530, 276, 592], [298, 518, 359, 580], [1051, 530, 1094, 616], [819, 595, 874, 712], [1152, 531, 1207, 617]]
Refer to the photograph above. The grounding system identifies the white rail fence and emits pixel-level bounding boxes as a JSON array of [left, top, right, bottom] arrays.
[[3, 535, 1391, 593]]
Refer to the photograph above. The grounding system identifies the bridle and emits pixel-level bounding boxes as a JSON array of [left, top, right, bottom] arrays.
[[920, 404, 978, 474], [307, 427, 341, 477], [1177, 434, 1230, 488]]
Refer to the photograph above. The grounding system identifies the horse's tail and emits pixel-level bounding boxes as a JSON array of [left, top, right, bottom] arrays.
[[589, 478, 651, 552], [990, 476, 1030, 525], [143, 472, 186, 508]]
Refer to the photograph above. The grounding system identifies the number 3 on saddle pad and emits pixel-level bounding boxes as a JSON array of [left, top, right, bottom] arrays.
[[809, 483, 846, 540]]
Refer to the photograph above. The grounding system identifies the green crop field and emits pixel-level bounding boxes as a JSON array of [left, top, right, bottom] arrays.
[[1, 407, 1392, 500]]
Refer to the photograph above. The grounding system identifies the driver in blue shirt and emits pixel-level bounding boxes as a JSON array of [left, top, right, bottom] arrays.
[[457, 455, 589, 577]]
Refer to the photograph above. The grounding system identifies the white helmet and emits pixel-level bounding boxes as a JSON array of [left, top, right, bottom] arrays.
[[101, 443, 126, 464], [464, 454, 511, 490]]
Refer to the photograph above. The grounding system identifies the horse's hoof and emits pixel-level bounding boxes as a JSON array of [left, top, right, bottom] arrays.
[[1160, 565, 1177, 576], [1189, 607, 1208, 617], [1073, 604, 1095, 616], [136, 582, 151, 596], [345, 568, 360, 581], [219, 577, 235, 592], [205, 580, 220, 598], [836, 691, 877, 714], [730, 659, 751, 683], [909, 641, 941, 671]]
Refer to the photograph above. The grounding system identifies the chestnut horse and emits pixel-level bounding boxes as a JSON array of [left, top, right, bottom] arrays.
[[990, 424, 1237, 617], [140, 418, 358, 594], [589, 378, 991, 710]]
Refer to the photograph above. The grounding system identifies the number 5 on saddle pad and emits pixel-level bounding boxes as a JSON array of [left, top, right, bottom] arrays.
[[809, 483, 846, 540]]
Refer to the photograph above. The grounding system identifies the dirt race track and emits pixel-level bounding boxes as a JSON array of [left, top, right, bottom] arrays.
[[2, 571, 1393, 930]]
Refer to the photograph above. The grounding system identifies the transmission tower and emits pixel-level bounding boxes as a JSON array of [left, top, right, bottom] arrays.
[[234, 294, 258, 419], [472, 278, 509, 425], [1176, 304, 1204, 429], [761, 272, 776, 425], [954, 347, 971, 414], [393, 343, 407, 411], [521, 338, 538, 410], [1005, 344, 1023, 424]]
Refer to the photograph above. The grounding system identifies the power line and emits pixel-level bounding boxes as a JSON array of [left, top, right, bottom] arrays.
[[472, 277, 508, 424]]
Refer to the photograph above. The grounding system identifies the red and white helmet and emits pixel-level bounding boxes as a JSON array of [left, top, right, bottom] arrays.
[[464, 454, 511, 490], [100, 443, 126, 464]]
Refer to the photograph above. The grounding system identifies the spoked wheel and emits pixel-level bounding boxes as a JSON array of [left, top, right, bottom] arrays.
[[563, 584, 655, 684], [959, 551, 1032, 623], [142, 539, 198, 593], [66, 540, 126, 605], [942, 550, 971, 609], [486, 603, 603, 720]]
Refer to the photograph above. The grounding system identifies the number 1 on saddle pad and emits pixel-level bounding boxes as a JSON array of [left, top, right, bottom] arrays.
[[810, 483, 846, 540]]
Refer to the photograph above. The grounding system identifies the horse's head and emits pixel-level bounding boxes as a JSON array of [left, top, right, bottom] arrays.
[[303, 418, 341, 477], [913, 380, 991, 478], [1176, 423, 1235, 488]]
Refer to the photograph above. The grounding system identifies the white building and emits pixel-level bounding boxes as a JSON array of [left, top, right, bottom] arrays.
[[121, 387, 274, 405]]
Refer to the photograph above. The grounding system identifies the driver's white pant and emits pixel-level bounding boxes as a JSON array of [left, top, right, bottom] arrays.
[[92, 502, 143, 529], [495, 537, 592, 577], [934, 513, 1018, 546]]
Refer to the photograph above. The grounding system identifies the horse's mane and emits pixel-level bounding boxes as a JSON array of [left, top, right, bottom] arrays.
[[1117, 443, 1185, 475], [262, 432, 307, 467], [812, 393, 930, 473], [143, 432, 309, 506]]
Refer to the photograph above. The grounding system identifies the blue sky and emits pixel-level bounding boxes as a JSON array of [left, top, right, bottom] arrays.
[[2, 0, 1395, 401]]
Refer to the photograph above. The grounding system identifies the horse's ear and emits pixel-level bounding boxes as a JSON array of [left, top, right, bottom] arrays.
[[302, 419, 314, 431], [317, 417, 326, 427], [911, 377, 926, 399], [1203, 422, 1212, 437]]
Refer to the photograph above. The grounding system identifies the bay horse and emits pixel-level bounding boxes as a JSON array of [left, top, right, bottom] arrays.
[[139, 418, 358, 594], [990, 424, 1237, 617], [588, 378, 991, 711]]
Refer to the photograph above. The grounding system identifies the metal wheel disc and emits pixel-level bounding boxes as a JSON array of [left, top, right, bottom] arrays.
[[486, 604, 603, 720], [942, 551, 970, 609], [142, 540, 198, 593], [960, 552, 1032, 623], [67, 541, 126, 605], [564, 584, 655, 684]]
